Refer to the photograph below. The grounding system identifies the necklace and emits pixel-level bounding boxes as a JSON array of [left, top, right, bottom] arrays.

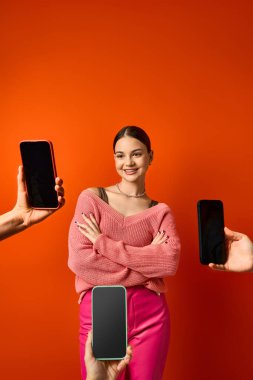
[[116, 183, 146, 198]]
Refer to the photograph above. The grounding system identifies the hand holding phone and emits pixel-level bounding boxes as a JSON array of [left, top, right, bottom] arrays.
[[85, 331, 132, 380], [13, 165, 65, 228], [209, 227, 253, 272]]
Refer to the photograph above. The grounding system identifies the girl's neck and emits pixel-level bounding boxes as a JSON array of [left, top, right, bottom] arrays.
[[117, 180, 146, 198]]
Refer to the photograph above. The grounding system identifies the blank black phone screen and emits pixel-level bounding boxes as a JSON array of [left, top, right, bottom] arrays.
[[197, 200, 226, 265], [20, 141, 58, 209], [92, 286, 127, 360]]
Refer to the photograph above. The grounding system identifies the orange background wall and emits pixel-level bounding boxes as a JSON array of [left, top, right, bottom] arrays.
[[0, 1, 253, 379]]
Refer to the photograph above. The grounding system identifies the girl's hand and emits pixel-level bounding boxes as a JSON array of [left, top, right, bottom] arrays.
[[76, 213, 101, 244], [151, 231, 169, 245]]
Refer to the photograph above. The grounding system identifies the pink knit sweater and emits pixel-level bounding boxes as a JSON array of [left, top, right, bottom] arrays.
[[68, 189, 181, 302]]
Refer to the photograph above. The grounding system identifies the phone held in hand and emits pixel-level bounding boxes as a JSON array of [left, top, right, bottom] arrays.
[[92, 286, 127, 360], [20, 140, 59, 209], [197, 200, 226, 265]]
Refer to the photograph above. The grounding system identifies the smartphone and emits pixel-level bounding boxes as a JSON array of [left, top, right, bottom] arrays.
[[197, 200, 226, 265], [92, 286, 127, 360], [20, 140, 59, 209]]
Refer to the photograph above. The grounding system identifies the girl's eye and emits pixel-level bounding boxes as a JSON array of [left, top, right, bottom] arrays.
[[116, 155, 123, 159], [133, 153, 141, 157]]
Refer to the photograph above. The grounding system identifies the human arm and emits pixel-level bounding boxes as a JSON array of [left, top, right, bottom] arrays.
[[0, 166, 65, 241], [85, 331, 132, 380], [209, 227, 253, 272], [68, 191, 149, 286], [78, 207, 181, 278]]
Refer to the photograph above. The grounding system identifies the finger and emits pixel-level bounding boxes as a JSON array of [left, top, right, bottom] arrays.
[[126, 345, 132, 361], [81, 224, 93, 233], [89, 213, 99, 228], [152, 235, 166, 245], [58, 196, 65, 207], [117, 346, 132, 371], [82, 214, 97, 229], [158, 231, 167, 239], [152, 236, 159, 244], [117, 358, 128, 372], [76, 222, 92, 232], [55, 177, 63, 186], [78, 226, 89, 237], [156, 232, 168, 244], [155, 237, 166, 245], [17, 165, 26, 192], [77, 225, 94, 242], [153, 231, 162, 241], [209, 263, 226, 271], [84, 331, 93, 362], [159, 234, 168, 242], [55, 185, 64, 196], [75, 222, 88, 233], [224, 227, 242, 241], [75, 221, 84, 227]]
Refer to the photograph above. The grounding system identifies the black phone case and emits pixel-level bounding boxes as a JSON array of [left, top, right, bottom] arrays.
[[20, 140, 59, 209], [197, 200, 226, 265]]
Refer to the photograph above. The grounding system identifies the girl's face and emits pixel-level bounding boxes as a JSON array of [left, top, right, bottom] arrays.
[[114, 136, 153, 182]]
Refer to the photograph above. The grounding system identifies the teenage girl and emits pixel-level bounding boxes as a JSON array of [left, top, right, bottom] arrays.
[[68, 126, 181, 380]]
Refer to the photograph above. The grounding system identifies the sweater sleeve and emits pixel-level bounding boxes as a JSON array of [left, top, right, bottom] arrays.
[[68, 191, 148, 286], [93, 208, 181, 278]]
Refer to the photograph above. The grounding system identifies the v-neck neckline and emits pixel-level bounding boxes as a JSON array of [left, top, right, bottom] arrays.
[[85, 189, 164, 221]]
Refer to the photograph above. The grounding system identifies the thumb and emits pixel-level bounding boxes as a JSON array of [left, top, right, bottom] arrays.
[[84, 330, 94, 362], [17, 166, 27, 193], [224, 227, 242, 241]]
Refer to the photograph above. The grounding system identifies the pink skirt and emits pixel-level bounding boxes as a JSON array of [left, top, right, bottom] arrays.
[[79, 285, 170, 380]]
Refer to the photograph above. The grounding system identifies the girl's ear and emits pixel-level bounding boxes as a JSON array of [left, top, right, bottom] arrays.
[[149, 150, 154, 164]]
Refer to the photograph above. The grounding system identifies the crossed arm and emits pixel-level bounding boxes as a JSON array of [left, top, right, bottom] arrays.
[[68, 191, 180, 286]]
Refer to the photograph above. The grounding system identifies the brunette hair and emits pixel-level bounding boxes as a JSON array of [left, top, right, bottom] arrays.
[[113, 126, 151, 153]]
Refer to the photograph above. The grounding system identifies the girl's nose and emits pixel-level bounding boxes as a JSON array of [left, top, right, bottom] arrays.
[[125, 156, 134, 166]]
